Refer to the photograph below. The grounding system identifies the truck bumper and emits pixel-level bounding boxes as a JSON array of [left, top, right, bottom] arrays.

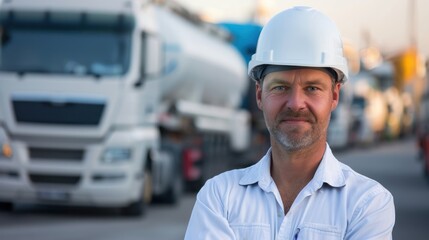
[[0, 126, 159, 208], [0, 168, 143, 207]]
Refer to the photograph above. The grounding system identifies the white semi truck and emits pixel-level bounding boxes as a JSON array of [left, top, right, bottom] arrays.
[[0, 0, 250, 215]]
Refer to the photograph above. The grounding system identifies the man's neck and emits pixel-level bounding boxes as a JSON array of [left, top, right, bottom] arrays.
[[270, 140, 326, 213], [271, 140, 325, 180]]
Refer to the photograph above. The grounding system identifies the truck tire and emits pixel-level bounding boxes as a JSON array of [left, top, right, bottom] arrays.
[[155, 145, 183, 204], [121, 169, 152, 217], [157, 169, 183, 204]]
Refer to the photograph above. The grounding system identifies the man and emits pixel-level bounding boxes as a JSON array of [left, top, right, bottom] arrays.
[[185, 6, 395, 240]]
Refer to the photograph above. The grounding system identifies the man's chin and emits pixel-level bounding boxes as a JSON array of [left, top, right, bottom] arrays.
[[273, 133, 312, 150], [279, 141, 310, 152]]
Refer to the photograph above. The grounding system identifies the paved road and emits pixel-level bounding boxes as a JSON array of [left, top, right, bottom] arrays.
[[0, 137, 428, 239]]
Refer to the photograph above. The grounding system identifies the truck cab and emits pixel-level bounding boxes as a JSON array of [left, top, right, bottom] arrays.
[[0, 0, 250, 216]]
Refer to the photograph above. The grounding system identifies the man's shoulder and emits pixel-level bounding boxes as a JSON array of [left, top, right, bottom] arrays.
[[207, 165, 252, 188], [338, 161, 392, 199], [195, 164, 255, 205], [199, 161, 261, 195]]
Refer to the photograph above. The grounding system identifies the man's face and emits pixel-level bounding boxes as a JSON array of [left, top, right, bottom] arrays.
[[256, 68, 340, 151]]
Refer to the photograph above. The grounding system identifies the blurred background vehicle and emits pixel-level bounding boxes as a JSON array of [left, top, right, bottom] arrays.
[[0, 0, 252, 216], [328, 41, 359, 149], [370, 62, 405, 140], [349, 69, 389, 145], [327, 81, 354, 149]]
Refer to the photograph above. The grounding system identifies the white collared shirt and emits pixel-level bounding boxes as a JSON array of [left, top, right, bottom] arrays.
[[184, 144, 395, 240]]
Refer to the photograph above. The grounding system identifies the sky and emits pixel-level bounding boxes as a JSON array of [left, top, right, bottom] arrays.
[[175, 0, 429, 59], [0, 0, 427, 58]]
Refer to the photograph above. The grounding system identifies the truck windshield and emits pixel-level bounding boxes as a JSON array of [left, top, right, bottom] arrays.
[[0, 11, 133, 77]]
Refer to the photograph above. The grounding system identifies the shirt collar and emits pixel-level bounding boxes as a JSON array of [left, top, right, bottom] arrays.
[[311, 143, 346, 189], [238, 143, 346, 190], [239, 149, 273, 191]]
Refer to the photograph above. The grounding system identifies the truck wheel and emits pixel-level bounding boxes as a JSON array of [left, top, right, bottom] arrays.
[[158, 170, 183, 204], [155, 146, 183, 204], [121, 169, 152, 217]]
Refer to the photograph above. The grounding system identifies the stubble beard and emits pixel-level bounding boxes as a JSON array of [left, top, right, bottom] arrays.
[[266, 111, 327, 152], [270, 125, 320, 151]]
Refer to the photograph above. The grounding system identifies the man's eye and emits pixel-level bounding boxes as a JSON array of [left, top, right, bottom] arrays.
[[272, 86, 286, 91], [307, 86, 319, 91]]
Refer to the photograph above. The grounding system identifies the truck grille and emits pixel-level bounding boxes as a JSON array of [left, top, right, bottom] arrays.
[[29, 174, 81, 185], [12, 99, 105, 126], [29, 147, 84, 162]]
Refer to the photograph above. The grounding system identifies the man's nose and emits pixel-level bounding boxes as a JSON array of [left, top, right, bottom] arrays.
[[286, 88, 306, 111]]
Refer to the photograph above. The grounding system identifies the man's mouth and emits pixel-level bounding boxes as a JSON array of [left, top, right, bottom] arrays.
[[277, 111, 315, 125], [282, 117, 309, 122]]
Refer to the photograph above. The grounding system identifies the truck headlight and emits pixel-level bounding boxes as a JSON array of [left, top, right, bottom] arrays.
[[0, 127, 13, 159], [101, 148, 132, 163], [1, 143, 13, 159]]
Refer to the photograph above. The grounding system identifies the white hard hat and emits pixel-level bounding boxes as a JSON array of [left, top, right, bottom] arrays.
[[248, 6, 349, 83]]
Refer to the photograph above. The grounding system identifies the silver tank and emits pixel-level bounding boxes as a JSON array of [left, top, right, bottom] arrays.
[[154, 6, 248, 109]]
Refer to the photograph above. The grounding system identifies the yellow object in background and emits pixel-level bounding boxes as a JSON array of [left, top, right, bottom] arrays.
[[2, 143, 12, 158], [390, 47, 419, 89]]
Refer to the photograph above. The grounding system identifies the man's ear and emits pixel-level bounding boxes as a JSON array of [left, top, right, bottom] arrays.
[[331, 83, 341, 110], [256, 81, 263, 110]]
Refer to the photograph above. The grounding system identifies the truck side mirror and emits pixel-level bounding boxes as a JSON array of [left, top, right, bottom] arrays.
[[135, 32, 162, 87]]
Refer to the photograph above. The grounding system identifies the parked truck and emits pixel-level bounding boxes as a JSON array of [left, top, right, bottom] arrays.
[[327, 40, 359, 149], [0, 0, 250, 216]]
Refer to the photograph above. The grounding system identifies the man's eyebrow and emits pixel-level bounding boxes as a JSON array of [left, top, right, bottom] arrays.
[[304, 79, 325, 85], [263, 79, 289, 89], [265, 78, 289, 85], [302, 79, 331, 87], [265, 78, 328, 86]]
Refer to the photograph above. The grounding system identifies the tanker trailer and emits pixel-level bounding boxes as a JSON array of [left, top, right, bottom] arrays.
[[217, 22, 271, 167], [0, 0, 249, 216], [154, 3, 250, 191]]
